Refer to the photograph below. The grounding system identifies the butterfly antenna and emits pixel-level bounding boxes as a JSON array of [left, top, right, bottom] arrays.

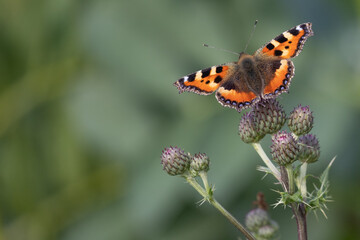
[[203, 43, 240, 56], [243, 20, 258, 53]]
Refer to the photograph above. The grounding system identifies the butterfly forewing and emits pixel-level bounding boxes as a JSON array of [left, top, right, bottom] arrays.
[[174, 64, 232, 95], [256, 22, 313, 59]]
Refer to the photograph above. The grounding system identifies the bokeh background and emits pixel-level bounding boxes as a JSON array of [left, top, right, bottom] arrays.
[[1, 0, 360, 239]]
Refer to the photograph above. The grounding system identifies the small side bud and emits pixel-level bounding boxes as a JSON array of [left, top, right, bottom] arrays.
[[257, 220, 279, 239], [288, 105, 314, 136], [239, 112, 264, 143], [298, 134, 320, 163], [245, 208, 270, 232], [190, 153, 210, 176], [271, 131, 300, 165], [253, 99, 286, 135], [161, 146, 191, 176], [246, 193, 279, 239]]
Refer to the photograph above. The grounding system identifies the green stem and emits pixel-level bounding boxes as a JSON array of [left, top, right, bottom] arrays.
[[199, 172, 211, 195], [299, 163, 308, 199], [185, 177, 256, 240], [285, 164, 295, 194], [284, 164, 307, 240], [252, 143, 281, 182], [291, 203, 308, 240]]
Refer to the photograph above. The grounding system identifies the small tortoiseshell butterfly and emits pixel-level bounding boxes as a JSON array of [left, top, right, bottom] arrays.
[[174, 22, 314, 112]]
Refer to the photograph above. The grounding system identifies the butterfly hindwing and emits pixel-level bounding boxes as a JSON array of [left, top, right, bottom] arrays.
[[259, 59, 295, 98], [174, 64, 231, 95], [256, 22, 313, 59], [215, 72, 261, 112]]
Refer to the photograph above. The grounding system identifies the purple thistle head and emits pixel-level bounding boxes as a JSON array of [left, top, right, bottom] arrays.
[[252, 99, 286, 135], [190, 153, 210, 176], [257, 221, 279, 239], [271, 131, 300, 165], [161, 146, 191, 176], [245, 208, 270, 232], [298, 134, 320, 163], [288, 105, 314, 136], [239, 112, 265, 143]]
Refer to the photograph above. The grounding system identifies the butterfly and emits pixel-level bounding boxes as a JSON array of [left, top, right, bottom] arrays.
[[174, 22, 314, 112]]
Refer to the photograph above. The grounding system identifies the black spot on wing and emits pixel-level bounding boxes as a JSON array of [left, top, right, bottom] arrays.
[[266, 43, 275, 50], [188, 73, 196, 82], [214, 75, 222, 83], [274, 50, 283, 56], [275, 34, 288, 43], [300, 24, 307, 30], [289, 27, 299, 36], [215, 66, 223, 73], [201, 68, 211, 78]]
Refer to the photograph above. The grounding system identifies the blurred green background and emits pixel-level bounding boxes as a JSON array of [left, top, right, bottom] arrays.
[[1, 0, 360, 239]]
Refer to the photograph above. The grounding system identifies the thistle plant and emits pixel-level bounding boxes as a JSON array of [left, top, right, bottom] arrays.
[[242, 101, 333, 239], [161, 147, 256, 239], [161, 100, 334, 240]]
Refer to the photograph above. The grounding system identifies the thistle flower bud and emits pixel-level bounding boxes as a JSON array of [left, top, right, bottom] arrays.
[[239, 112, 264, 143], [298, 134, 320, 163], [288, 105, 314, 136], [271, 131, 300, 165], [245, 208, 270, 232], [161, 146, 191, 176], [253, 99, 286, 135], [257, 221, 279, 240], [190, 153, 210, 176]]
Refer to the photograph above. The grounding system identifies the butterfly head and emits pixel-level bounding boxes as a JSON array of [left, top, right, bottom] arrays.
[[237, 52, 253, 64], [238, 51, 252, 61]]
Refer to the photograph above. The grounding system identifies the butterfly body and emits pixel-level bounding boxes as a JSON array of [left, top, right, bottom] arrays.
[[174, 23, 313, 112]]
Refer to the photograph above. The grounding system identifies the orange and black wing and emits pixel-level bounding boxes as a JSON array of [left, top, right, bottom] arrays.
[[254, 23, 313, 98], [258, 59, 295, 98], [256, 22, 313, 59], [215, 70, 261, 112], [174, 64, 232, 95]]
